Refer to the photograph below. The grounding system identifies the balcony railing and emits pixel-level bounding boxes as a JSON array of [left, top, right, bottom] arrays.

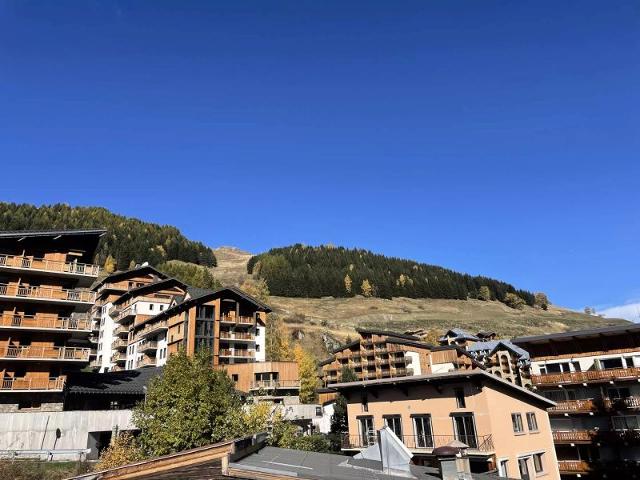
[[605, 396, 640, 411], [111, 352, 126, 363], [553, 430, 597, 443], [138, 341, 158, 353], [532, 367, 640, 386], [0, 283, 95, 303], [115, 304, 138, 323], [137, 356, 156, 367], [112, 338, 128, 350], [0, 313, 91, 331], [0, 254, 100, 277], [0, 376, 66, 391], [114, 324, 130, 337], [219, 349, 254, 358], [219, 332, 255, 341], [342, 434, 494, 452], [548, 399, 597, 414], [220, 315, 254, 325], [557, 460, 591, 474], [250, 380, 301, 390], [136, 320, 168, 339], [0, 346, 90, 361]]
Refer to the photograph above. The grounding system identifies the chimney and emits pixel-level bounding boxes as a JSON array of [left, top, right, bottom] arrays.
[[432, 444, 472, 480]]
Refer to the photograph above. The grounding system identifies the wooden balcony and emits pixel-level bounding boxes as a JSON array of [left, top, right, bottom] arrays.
[[114, 324, 130, 338], [0, 313, 91, 332], [553, 430, 597, 444], [112, 338, 128, 351], [0, 376, 66, 392], [138, 341, 158, 353], [532, 367, 640, 386], [604, 396, 640, 411], [219, 315, 254, 326], [0, 254, 99, 277], [548, 399, 598, 414], [557, 460, 591, 474], [111, 352, 126, 363], [250, 380, 301, 390], [0, 283, 95, 304], [136, 320, 168, 340], [137, 356, 156, 367], [115, 304, 138, 323], [219, 332, 255, 342], [219, 349, 254, 358], [0, 345, 90, 362]]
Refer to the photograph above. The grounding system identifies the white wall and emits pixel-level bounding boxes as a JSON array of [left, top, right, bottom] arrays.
[[0, 410, 135, 460], [97, 302, 115, 372], [531, 351, 640, 375], [405, 351, 421, 375], [255, 325, 266, 362]]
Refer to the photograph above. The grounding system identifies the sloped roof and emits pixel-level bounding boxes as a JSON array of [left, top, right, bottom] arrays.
[[92, 265, 169, 290], [439, 328, 480, 342], [356, 328, 421, 341], [0, 228, 106, 238], [66, 367, 162, 395], [467, 340, 530, 360], [113, 277, 188, 305]]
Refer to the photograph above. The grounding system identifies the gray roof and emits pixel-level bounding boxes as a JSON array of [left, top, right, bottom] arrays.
[[66, 367, 162, 395], [467, 340, 530, 360], [186, 286, 217, 299], [0, 228, 106, 238], [439, 328, 480, 342], [231, 446, 505, 480], [512, 321, 637, 345], [92, 265, 169, 290]]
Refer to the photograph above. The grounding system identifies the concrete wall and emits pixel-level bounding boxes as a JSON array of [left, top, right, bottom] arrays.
[[0, 409, 135, 460]]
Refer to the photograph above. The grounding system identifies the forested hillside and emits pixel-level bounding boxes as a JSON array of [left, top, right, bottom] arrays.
[[0, 203, 216, 270], [248, 244, 535, 306]]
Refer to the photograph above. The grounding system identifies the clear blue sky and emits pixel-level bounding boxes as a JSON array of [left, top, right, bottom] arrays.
[[1, 1, 638, 317]]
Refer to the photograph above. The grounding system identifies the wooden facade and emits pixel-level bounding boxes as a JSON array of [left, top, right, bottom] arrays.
[[513, 325, 640, 478], [221, 361, 299, 397], [320, 329, 477, 386], [0, 229, 104, 411]]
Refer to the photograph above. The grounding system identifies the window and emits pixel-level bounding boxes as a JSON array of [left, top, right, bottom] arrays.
[[358, 417, 375, 446], [315, 406, 322, 417], [533, 453, 544, 474], [384, 415, 403, 438], [518, 457, 530, 480], [526, 412, 538, 432], [160, 305, 164, 311], [511, 413, 524, 433], [613, 415, 640, 430], [601, 357, 623, 370], [498, 459, 509, 477], [608, 387, 631, 399], [361, 392, 368, 412], [452, 414, 477, 448], [256, 344, 260, 352], [454, 388, 466, 408], [231, 374, 239, 382], [412, 415, 433, 448], [149, 304, 154, 311]]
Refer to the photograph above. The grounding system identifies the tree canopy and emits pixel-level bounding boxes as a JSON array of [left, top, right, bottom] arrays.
[[0, 202, 216, 270], [248, 244, 534, 306], [158, 260, 221, 290]]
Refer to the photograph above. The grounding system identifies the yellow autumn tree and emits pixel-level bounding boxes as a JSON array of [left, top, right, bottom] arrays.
[[344, 274, 352, 294], [361, 279, 374, 297], [294, 345, 319, 404]]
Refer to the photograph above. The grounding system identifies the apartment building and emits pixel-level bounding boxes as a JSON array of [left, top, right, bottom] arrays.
[[332, 370, 559, 479], [162, 286, 268, 365], [513, 325, 640, 478], [320, 329, 479, 386], [91, 265, 170, 372], [0, 229, 104, 412], [438, 329, 531, 387]]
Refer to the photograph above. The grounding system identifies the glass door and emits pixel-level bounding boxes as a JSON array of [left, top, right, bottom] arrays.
[[452, 414, 478, 449], [518, 457, 530, 480], [384, 415, 403, 439], [359, 417, 375, 446], [413, 415, 434, 448]]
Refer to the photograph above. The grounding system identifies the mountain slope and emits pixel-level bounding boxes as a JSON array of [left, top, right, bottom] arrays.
[[248, 244, 535, 306], [0, 203, 216, 270], [214, 247, 629, 357]]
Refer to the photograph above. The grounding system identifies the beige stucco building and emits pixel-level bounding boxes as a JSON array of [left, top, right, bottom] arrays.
[[332, 370, 559, 480]]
